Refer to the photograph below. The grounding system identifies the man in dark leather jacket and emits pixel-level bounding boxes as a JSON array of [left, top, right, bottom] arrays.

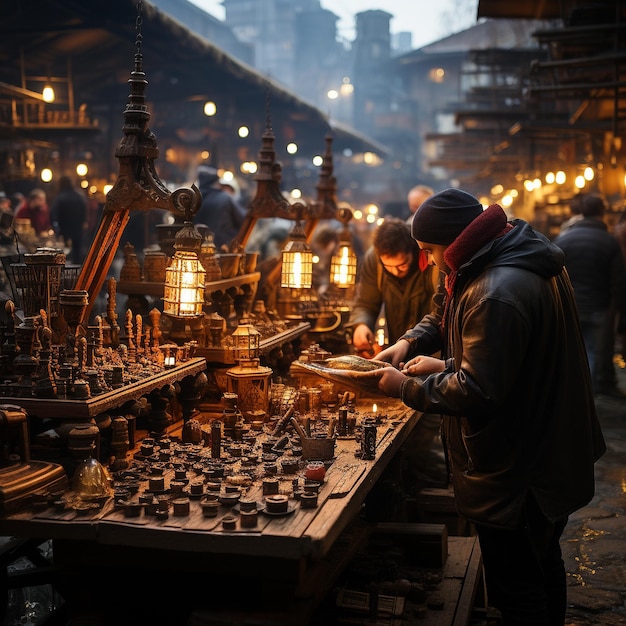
[[374, 188, 606, 626]]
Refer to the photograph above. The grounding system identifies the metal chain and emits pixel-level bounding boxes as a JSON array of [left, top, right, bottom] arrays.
[[265, 86, 271, 130], [135, 0, 143, 56]]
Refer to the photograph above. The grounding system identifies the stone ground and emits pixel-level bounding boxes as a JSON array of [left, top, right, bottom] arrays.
[[562, 364, 626, 626]]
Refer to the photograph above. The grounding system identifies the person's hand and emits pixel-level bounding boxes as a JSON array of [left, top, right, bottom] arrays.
[[401, 355, 445, 376], [352, 324, 375, 356], [374, 339, 410, 368], [377, 366, 408, 397]]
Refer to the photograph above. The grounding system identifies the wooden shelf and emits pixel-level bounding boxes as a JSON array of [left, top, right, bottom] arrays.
[[117, 272, 261, 298], [6, 357, 207, 420], [195, 321, 311, 364], [117, 271, 308, 365]]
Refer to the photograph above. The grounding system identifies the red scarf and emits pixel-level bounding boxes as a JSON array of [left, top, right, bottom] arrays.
[[441, 203, 513, 330]]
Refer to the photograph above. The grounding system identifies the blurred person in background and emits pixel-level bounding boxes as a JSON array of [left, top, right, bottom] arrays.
[[613, 211, 626, 366], [0, 192, 11, 213], [195, 165, 247, 251], [218, 175, 246, 205], [554, 193, 626, 397], [559, 192, 585, 233], [51, 176, 88, 264], [10, 192, 24, 213], [0, 192, 14, 246], [15, 188, 51, 235], [406, 184, 434, 226]]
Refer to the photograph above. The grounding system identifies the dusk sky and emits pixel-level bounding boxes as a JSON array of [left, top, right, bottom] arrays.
[[188, 0, 479, 50]]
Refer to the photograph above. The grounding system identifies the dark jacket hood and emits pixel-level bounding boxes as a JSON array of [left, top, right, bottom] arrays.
[[458, 218, 565, 283]]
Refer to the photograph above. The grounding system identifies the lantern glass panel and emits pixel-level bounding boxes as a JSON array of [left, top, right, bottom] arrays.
[[330, 244, 357, 287], [163, 251, 205, 317], [281, 247, 313, 289]]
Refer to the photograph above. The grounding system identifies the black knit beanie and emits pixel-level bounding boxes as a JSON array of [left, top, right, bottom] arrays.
[[411, 188, 484, 245]]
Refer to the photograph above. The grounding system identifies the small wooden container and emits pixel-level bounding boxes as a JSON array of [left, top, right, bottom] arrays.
[[200, 498, 220, 518], [240, 509, 258, 528], [172, 498, 190, 516], [265, 494, 289, 514]]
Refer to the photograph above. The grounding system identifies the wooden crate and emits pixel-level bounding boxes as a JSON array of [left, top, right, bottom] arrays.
[[413, 487, 471, 536], [375, 521, 449, 568]]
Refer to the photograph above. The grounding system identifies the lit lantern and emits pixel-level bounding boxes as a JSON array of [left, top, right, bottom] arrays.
[[163, 221, 206, 341], [281, 219, 312, 289], [226, 318, 272, 418], [330, 244, 357, 287], [330, 206, 357, 288]]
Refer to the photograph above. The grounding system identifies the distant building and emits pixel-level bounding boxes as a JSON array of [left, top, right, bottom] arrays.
[[393, 19, 549, 195], [393, 32, 413, 55], [223, 0, 322, 88], [150, 0, 253, 64]]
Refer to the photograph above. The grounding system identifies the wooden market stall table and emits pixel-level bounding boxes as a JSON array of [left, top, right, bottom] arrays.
[[0, 396, 430, 624]]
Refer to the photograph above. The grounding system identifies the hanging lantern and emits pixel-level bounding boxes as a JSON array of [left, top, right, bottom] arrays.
[[163, 221, 206, 318], [330, 244, 357, 287], [330, 206, 357, 288], [281, 219, 312, 289]]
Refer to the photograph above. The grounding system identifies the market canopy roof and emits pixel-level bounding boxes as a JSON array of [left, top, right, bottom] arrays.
[[0, 0, 386, 158]]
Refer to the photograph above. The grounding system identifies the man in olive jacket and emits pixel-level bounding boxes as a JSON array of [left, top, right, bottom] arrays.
[[349, 217, 440, 355], [374, 189, 606, 626]]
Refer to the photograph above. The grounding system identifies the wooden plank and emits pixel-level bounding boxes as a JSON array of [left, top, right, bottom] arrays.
[[75, 208, 130, 321], [410, 536, 482, 626], [444, 536, 475, 578], [329, 464, 367, 498], [452, 537, 483, 626], [423, 579, 463, 625]]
